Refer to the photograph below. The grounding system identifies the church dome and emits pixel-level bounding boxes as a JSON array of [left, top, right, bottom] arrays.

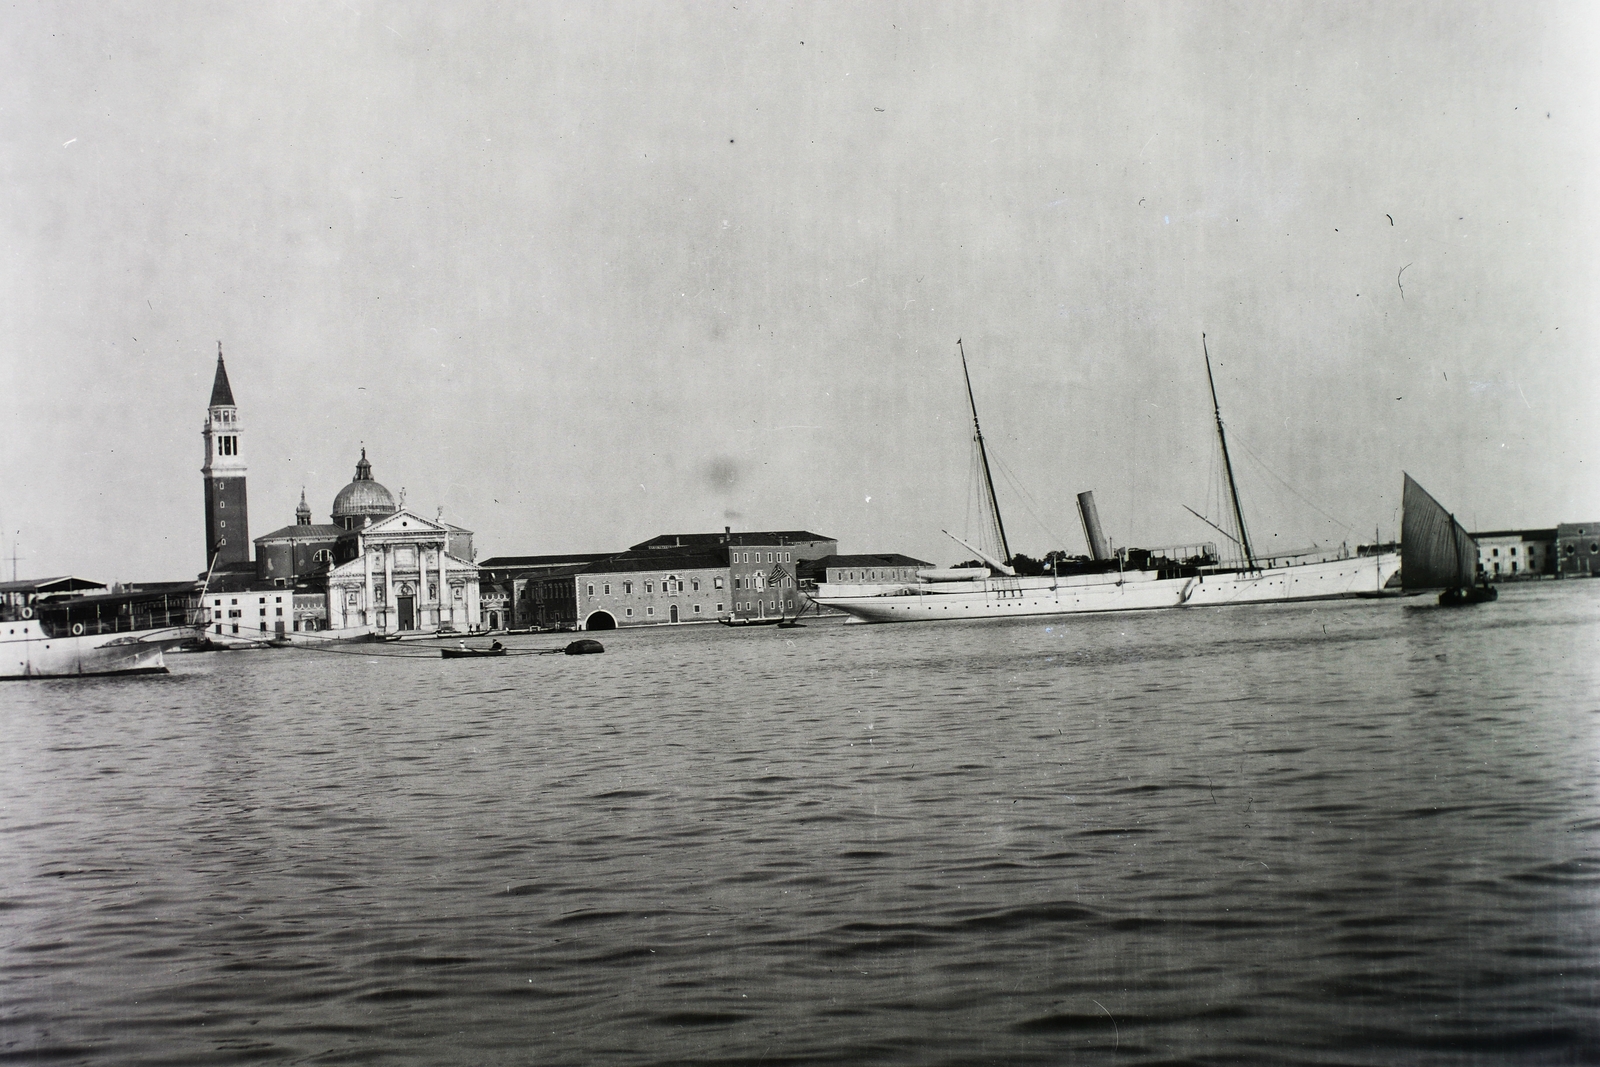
[[331, 449, 397, 528]]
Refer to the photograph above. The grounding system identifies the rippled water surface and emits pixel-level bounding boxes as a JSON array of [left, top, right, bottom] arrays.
[[4, 583, 1599, 1065]]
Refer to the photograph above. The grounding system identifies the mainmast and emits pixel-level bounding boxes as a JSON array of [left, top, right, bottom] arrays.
[[1203, 334, 1256, 571], [958, 339, 1011, 564]]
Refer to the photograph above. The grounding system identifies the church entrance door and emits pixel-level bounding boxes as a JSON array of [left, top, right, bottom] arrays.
[[397, 596, 415, 631]]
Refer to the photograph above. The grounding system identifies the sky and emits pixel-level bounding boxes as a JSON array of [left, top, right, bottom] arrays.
[[3, 1, 1597, 582]]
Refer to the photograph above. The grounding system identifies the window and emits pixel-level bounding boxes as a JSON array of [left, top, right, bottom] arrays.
[[587, 584, 595, 596], [646, 606, 654, 616], [604, 584, 611, 595], [768, 553, 774, 563], [717, 603, 724, 612], [692, 579, 700, 591], [626, 608, 634, 617], [213, 599, 221, 606], [734, 577, 742, 589], [219, 499, 225, 508], [259, 597, 266, 604], [645, 580, 653, 593], [230, 599, 237, 605], [694, 604, 701, 613], [275, 608, 283, 616], [714, 577, 724, 589], [623, 581, 632, 594]]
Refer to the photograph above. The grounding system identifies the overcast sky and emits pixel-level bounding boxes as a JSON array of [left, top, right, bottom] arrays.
[[4, 2, 1596, 582]]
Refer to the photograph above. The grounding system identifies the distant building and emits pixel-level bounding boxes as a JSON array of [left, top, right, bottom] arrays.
[[1556, 522, 1600, 577], [1471, 529, 1556, 580], [575, 549, 729, 629], [798, 553, 931, 586], [206, 588, 295, 638], [477, 553, 618, 630], [478, 574, 513, 631], [253, 490, 342, 589], [631, 529, 836, 621]]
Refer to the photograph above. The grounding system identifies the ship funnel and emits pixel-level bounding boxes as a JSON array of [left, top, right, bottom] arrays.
[[1077, 491, 1110, 561]]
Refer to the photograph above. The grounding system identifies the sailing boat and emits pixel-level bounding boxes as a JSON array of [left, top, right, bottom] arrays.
[[808, 338, 1402, 623], [1401, 474, 1498, 606]]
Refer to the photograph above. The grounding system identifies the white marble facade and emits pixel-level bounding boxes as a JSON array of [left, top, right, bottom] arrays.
[[327, 510, 480, 634]]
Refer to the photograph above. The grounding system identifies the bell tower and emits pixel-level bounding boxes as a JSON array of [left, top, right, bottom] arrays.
[[201, 343, 251, 568]]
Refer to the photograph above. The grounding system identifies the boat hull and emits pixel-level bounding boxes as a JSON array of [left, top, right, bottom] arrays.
[[1, 620, 197, 679], [812, 552, 1402, 623], [1438, 585, 1498, 607]]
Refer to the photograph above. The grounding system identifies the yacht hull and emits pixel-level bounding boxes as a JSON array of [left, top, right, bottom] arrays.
[[812, 552, 1401, 623], [1, 620, 197, 679]]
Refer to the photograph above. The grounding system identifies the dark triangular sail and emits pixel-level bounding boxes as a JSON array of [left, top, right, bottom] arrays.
[[1401, 474, 1477, 590]]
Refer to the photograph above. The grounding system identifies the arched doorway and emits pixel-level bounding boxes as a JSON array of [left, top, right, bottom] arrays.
[[669, 604, 679, 623], [584, 611, 616, 631]]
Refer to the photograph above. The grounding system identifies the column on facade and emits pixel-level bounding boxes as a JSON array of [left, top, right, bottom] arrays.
[[382, 544, 393, 631], [438, 540, 448, 628], [362, 547, 373, 628]]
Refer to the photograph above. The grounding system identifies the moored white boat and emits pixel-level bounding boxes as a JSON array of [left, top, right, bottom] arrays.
[[1, 584, 204, 679], [811, 337, 1402, 624], [815, 552, 1400, 622]]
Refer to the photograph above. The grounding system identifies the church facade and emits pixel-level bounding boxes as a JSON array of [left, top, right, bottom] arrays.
[[326, 512, 480, 633]]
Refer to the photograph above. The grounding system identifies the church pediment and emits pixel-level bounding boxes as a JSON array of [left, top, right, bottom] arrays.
[[360, 509, 450, 539]]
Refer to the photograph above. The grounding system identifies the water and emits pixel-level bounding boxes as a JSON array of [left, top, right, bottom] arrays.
[[3, 583, 1598, 1065]]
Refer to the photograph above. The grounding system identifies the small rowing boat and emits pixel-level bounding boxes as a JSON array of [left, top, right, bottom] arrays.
[[442, 641, 506, 659]]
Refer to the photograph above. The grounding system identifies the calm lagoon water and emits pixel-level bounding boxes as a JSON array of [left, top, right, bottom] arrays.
[[3, 582, 1598, 1065]]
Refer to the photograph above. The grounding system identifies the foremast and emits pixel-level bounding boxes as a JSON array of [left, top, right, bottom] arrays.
[[1203, 334, 1257, 572], [958, 339, 1012, 567]]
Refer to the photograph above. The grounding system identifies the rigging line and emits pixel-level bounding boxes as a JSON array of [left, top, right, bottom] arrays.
[[1183, 505, 1242, 547], [281, 642, 569, 658], [958, 339, 1011, 562], [1227, 431, 1356, 534], [963, 447, 982, 550], [966, 441, 1005, 560], [987, 449, 1070, 551], [274, 643, 449, 658], [1203, 334, 1256, 570]]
